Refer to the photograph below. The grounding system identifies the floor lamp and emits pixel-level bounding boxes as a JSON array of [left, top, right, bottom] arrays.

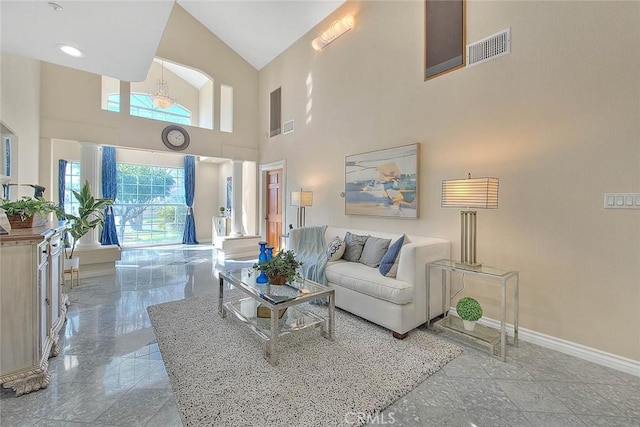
[[291, 189, 313, 228], [441, 174, 499, 268]]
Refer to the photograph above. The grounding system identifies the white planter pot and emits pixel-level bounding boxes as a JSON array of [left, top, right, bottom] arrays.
[[64, 257, 80, 271], [462, 319, 476, 331]]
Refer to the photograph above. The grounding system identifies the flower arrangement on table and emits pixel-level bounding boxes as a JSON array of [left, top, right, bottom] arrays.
[[254, 250, 302, 285]]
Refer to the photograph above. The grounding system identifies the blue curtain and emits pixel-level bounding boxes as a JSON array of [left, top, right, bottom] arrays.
[[100, 146, 119, 246], [182, 155, 198, 244], [58, 160, 67, 218]]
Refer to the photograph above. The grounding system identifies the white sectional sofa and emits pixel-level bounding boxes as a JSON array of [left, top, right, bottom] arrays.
[[321, 227, 450, 339]]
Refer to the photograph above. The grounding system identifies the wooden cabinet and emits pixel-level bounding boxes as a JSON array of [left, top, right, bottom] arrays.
[[0, 221, 68, 396]]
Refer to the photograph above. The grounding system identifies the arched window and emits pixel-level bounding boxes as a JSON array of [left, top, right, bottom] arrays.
[[107, 93, 192, 126]]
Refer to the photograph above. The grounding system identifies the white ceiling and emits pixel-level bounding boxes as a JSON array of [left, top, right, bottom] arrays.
[[178, 1, 345, 70], [0, 0, 345, 82]]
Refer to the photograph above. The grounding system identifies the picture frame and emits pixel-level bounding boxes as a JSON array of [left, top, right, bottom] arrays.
[[345, 143, 420, 218], [424, 0, 466, 81]]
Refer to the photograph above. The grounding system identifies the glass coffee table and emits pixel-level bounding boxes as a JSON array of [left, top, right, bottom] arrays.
[[218, 268, 335, 365]]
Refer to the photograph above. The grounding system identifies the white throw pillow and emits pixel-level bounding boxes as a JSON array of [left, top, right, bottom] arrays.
[[326, 236, 346, 261]]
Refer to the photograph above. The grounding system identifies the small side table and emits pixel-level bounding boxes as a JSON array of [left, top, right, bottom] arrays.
[[426, 260, 519, 361]]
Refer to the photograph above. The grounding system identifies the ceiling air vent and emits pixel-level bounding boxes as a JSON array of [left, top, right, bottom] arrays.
[[467, 28, 510, 67]]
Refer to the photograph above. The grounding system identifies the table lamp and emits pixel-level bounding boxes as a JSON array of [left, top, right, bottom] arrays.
[[291, 189, 313, 228], [441, 174, 499, 268]]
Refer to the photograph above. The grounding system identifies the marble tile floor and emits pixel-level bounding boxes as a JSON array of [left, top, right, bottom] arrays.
[[1, 245, 638, 427]]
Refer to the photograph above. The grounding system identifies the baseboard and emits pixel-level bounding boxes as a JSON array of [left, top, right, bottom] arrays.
[[448, 308, 639, 378]]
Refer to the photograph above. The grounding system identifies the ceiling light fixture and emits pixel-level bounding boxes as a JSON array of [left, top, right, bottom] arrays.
[[47, 2, 63, 12], [150, 60, 176, 109], [312, 14, 355, 51], [58, 44, 85, 58]]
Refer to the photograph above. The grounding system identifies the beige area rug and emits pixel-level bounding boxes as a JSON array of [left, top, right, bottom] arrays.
[[148, 294, 461, 427]]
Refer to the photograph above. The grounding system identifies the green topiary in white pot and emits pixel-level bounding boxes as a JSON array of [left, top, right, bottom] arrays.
[[456, 297, 483, 331]]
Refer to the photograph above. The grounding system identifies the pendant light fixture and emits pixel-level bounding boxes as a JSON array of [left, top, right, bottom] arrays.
[[150, 60, 175, 109]]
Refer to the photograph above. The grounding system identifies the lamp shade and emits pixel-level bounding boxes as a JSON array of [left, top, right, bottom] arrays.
[[441, 177, 499, 209], [291, 190, 313, 207]]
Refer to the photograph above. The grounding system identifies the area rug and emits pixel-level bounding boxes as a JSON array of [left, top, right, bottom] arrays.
[[148, 294, 461, 426]]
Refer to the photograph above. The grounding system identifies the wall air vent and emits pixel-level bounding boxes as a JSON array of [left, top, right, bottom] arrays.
[[467, 28, 510, 67], [283, 119, 294, 134]]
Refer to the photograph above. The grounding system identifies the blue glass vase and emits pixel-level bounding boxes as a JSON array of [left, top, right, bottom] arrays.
[[266, 246, 274, 260], [256, 241, 268, 283]]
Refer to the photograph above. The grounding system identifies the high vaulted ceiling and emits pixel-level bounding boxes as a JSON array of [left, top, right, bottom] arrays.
[[0, 0, 345, 82]]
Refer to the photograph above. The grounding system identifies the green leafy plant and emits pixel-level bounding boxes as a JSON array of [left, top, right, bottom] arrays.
[[60, 180, 113, 259], [456, 297, 483, 322], [219, 206, 226, 216], [0, 196, 58, 221], [254, 250, 302, 284]]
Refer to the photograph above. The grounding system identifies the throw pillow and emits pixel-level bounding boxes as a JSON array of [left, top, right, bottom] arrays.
[[326, 236, 346, 261], [379, 234, 410, 278], [342, 232, 369, 262], [358, 236, 392, 268]]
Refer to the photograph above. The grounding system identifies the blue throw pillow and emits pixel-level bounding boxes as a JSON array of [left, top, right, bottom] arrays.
[[378, 235, 409, 278]]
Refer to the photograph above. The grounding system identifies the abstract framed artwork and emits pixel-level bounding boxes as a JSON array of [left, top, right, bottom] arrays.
[[345, 143, 420, 218]]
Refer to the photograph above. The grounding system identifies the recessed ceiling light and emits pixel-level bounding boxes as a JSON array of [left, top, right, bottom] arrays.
[[58, 44, 85, 58], [48, 2, 63, 12]]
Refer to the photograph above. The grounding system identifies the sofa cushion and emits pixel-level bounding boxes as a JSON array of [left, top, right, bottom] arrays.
[[358, 236, 391, 268], [326, 261, 414, 305], [342, 232, 369, 262], [379, 234, 410, 278], [326, 236, 345, 261]]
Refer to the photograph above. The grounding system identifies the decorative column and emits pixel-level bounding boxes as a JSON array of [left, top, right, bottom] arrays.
[[77, 143, 101, 249], [230, 160, 243, 236]]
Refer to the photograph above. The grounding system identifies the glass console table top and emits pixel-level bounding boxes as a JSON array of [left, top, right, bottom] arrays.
[[221, 268, 330, 304], [429, 259, 515, 278]]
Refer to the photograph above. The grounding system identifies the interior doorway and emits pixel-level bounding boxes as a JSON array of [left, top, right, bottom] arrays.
[[266, 168, 283, 252], [260, 160, 287, 254]]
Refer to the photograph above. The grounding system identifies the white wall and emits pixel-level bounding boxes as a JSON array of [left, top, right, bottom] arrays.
[[0, 53, 40, 197], [199, 80, 214, 130], [258, 1, 640, 360]]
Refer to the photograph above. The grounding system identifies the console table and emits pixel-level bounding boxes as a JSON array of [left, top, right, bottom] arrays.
[[426, 260, 519, 361]]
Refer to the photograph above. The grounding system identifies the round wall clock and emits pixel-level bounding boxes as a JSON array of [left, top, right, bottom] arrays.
[[161, 125, 190, 151]]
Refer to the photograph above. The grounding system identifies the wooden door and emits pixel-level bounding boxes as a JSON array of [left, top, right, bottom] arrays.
[[266, 169, 283, 253]]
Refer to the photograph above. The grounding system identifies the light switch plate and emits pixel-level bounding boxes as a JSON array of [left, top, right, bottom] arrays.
[[604, 193, 640, 209]]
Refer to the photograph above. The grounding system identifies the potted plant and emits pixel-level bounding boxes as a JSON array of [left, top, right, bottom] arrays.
[[0, 196, 58, 229], [219, 206, 226, 217], [255, 250, 302, 285], [456, 297, 483, 331], [60, 180, 113, 268]]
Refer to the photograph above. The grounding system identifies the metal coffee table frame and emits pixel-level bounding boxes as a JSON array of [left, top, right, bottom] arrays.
[[219, 269, 335, 365]]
